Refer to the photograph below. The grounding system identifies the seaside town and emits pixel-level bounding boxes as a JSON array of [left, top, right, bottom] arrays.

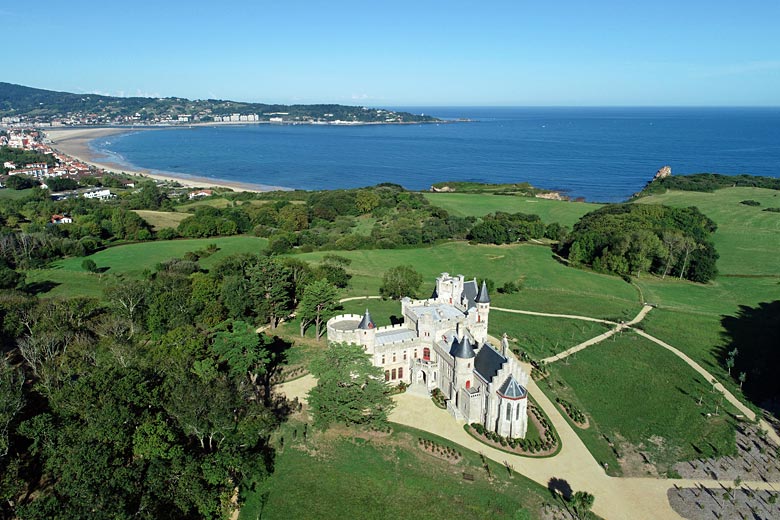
[[0, 128, 208, 202]]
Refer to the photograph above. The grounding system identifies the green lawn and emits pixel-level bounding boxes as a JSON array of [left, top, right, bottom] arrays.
[[489, 311, 610, 360], [424, 192, 602, 227], [0, 188, 35, 200], [25, 236, 267, 297], [133, 210, 191, 230], [296, 242, 642, 319], [635, 187, 780, 276], [244, 423, 553, 520], [543, 331, 738, 477]]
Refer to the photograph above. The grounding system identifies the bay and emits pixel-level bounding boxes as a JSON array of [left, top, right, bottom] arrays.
[[91, 107, 780, 202]]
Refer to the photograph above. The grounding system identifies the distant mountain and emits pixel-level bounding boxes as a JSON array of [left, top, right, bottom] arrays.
[[0, 82, 439, 124]]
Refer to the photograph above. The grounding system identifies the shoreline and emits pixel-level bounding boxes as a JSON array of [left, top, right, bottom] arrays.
[[44, 127, 289, 193]]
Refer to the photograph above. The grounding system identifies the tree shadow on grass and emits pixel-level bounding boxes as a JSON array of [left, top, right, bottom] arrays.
[[720, 301, 780, 417], [23, 280, 60, 295]]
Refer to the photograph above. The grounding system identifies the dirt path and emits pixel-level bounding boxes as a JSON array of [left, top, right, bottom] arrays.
[[541, 305, 653, 364], [492, 306, 617, 325], [339, 295, 383, 303]]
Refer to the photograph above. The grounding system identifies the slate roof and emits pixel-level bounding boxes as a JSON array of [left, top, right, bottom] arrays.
[[358, 309, 375, 329], [462, 279, 478, 308], [474, 343, 506, 382], [476, 280, 491, 304], [497, 375, 527, 399], [376, 328, 417, 345], [449, 336, 476, 359], [408, 303, 464, 322]]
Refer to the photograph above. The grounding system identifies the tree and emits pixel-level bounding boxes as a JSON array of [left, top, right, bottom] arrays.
[[355, 190, 381, 214], [738, 371, 747, 389], [81, 259, 98, 273], [307, 343, 395, 430], [571, 490, 595, 519], [211, 320, 270, 387], [379, 265, 423, 299], [298, 279, 339, 339], [104, 281, 147, 337], [0, 359, 24, 458], [246, 258, 293, 328], [726, 356, 735, 375]]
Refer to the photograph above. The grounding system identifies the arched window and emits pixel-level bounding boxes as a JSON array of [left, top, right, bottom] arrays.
[[398, 367, 403, 379], [423, 347, 430, 361], [393, 353, 396, 362], [384, 370, 390, 381], [381, 355, 385, 364], [505, 402, 511, 421], [465, 380, 471, 389], [516, 403, 521, 420], [391, 368, 397, 380]]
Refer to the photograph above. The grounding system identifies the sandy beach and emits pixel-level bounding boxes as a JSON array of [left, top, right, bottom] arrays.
[[44, 127, 285, 192]]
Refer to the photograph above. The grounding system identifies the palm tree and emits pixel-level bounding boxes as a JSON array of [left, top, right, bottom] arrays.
[[738, 372, 747, 389]]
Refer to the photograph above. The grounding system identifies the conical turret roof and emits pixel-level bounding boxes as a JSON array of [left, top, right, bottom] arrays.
[[476, 280, 491, 304], [497, 375, 527, 399], [450, 335, 476, 359], [358, 309, 375, 330]]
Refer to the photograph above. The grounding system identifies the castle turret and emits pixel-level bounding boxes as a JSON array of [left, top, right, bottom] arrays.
[[357, 309, 377, 354], [470, 280, 491, 344], [495, 375, 528, 438]]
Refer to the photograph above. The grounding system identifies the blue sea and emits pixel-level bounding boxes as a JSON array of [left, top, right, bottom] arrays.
[[91, 107, 780, 202]]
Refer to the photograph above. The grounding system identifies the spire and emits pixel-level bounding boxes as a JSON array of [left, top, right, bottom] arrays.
[[450, 336, 476, 359], [357, 309, 375, 330], [476, 280, 491, 304]]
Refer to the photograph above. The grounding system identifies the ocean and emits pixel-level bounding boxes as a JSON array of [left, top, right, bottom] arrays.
[[90, 107, 780, 202]]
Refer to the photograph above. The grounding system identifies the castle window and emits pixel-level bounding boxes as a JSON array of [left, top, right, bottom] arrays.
[[506, 403, 511, 421], [382, 355, 385, 364], [414, 349, 418, 359], [393, 353, 396, 362], [423, 347, 430, 361], [391, 368, 397, 380], [403, 352, 407, 360], [385, 370, 390, 381], [516, 403, 521, 420], [398, 367, 403, 379], [465, 380, 471, 389]]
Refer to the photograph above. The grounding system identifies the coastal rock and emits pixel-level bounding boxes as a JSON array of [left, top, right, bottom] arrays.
[[535, 191, 565, 201], [430, 185, 455, 192], [654, 165, 672, 180]]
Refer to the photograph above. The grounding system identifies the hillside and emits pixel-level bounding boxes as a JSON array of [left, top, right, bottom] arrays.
[[0, 82, 439, 125]]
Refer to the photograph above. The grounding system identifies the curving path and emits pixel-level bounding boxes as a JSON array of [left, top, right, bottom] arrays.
[[540, 305, 653, 364]]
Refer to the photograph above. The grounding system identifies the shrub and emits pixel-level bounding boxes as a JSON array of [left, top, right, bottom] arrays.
[[740, 199, 761, 206], [81, 259, 98, 272]]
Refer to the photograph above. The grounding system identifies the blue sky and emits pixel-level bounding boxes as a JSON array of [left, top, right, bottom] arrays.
[[3, 0, 779, 106]]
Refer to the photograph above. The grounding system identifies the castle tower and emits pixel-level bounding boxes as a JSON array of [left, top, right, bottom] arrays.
[[472, 280, 491, 344], [357, 309, 377, 355], [495, 375, 528, 438], [450, 336, 476, 412]]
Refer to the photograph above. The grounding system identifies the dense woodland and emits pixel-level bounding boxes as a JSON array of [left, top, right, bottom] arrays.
[[558, 204, 719, 282], [637, 173, 780, 196], [0, 246, 366, 518]]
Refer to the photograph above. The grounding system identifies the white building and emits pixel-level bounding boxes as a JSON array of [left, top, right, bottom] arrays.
[[327, 273, 529, 438], [83, 189, 114, 200]]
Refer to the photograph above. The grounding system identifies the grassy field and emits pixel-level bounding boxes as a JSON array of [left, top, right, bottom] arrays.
[[244, 422, 553, 520], [551, 333, 736, 474], [296, 242, 642, 320], [133, 210, 190, 230], [0, 188, 35, 200], [25, 236, 267, 298], [635, 187, 780, 275], [424, 192, 602, 227], [542, 331, 738, 477], [489, 311, 610, 360]]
